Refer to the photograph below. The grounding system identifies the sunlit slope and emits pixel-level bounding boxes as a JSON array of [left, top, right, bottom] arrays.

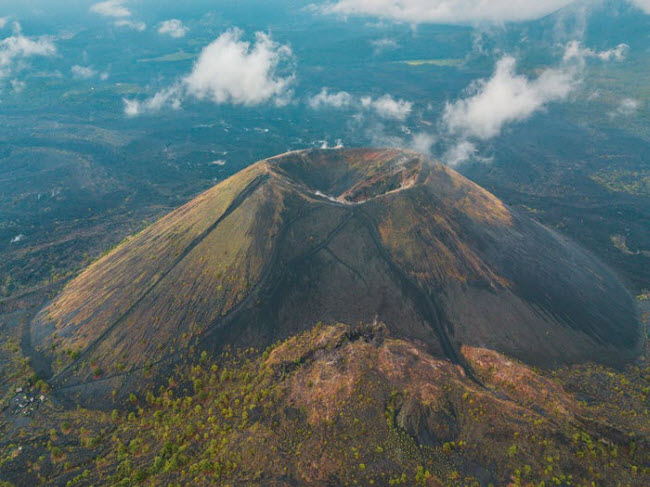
[[31, 148, 641, 401]]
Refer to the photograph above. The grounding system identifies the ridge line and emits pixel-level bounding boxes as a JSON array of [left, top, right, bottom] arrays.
[[49, 173, 269, 385]]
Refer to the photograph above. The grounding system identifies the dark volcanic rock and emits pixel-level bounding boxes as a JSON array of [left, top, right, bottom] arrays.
[[31, 148, 642, 403]]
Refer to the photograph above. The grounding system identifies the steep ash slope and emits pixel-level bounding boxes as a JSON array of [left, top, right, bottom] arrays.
[[31, 148, 641, 402]]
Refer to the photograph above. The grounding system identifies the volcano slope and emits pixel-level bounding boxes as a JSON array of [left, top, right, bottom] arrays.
[[30, 148, 641, 403]]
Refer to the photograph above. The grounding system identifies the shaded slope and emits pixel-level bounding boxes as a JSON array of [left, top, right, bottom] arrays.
[[30, 148, 642, 402]]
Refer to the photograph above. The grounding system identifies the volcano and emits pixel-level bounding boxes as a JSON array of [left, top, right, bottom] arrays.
[[31, 148, 641, 402]]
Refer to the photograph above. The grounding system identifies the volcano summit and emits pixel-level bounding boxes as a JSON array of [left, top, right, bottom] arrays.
[[31, 148, 641, 401]]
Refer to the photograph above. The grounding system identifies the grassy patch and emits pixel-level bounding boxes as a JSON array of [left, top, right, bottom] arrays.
[[591, 168, 650, 196], [138, 51, 196, 63], [400, 59, 464, 67]]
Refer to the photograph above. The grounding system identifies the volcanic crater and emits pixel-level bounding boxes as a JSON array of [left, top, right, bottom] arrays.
[[30, 148, 642, 404]]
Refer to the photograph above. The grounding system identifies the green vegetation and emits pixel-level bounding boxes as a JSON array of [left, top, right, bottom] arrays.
[[591, 168, 650, 196], [62, 83, 144, 100], [137, 51, 196, 63], [1, 323, 647, 486]]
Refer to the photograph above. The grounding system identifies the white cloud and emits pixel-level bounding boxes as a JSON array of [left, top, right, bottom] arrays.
[[123, 85, 182, 117], [0, 23, 56, 77], [362, 94, 413, 121], [318, 139, 344, 149], [443, 141, 477, 166], [0, 18, 7, 29], [114, 20, 146, 31], [409, 132, 436, 154], [125, 28, 296, 116], [90, 0, 131, 18], [321, 0, 574, 24], [361, 120, 438, 155], [308, 88, 354, 109], [158, 19, 188, 38], [71, 65, 97, 79], [630, 1, 650, 13], [183, 29, 294, 106], [437, 38, 630, 165], [371, 37, 398, 54], [10, 234, 25, 244], [442, 56, 575, 140], [563, 41, 628, 62], [90, 0, 147, 33], [611, 98, 640, 117], [122, 99, 140, 117], [91, 0, 146, 32], [10, 78, 25, 92], [309, 89, 413, 121]]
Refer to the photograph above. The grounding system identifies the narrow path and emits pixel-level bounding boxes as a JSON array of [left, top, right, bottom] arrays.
[[324, 247, 369, 286], [353, 207, 481, 384], [52, 200, 319, 393]]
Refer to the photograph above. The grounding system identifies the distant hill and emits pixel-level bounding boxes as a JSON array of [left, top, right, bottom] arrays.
[[30, 148, 641, 404]]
